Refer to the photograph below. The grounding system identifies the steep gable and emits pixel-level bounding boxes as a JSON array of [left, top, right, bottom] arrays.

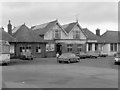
[[62, 22, 87, 39], [62, 22, 77, 33], [32, 20, 58, 35]]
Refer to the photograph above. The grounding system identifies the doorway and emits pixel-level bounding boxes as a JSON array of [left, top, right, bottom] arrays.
[[56, 43, 62, 55]]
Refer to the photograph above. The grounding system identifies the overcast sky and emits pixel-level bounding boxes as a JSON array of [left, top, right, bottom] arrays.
[[0, 1, 118, 34]]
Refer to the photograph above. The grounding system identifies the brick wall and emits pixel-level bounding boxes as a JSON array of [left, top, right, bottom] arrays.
[[15, 42, 46, 58]]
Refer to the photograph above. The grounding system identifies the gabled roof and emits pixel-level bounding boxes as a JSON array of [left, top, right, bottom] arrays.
[[0, 28, 16, 42], [12, 24, 45, 43], [101, 30, 120, 43], [62, 22, 77, 33], [83, 28, 104, 43], [32, 20, 63, 35]]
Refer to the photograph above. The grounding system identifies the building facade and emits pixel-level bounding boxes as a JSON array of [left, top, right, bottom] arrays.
[[7, 21, 46, 58], [32, 20, 104, 57], [0, 27, 17, 58], [4, 20, 118, 58], [101, 31, 120, 56], [83, 28, 104, 53]]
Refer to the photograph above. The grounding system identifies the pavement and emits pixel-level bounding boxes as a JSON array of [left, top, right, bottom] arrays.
[[1, 56, 119, 88]]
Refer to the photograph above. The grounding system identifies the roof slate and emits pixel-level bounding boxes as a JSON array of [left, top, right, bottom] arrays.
[[0, 28, 16, 42], [12, 24, 45, 43], [101, 31, 120, 43], [32, 20, 58, 35], [83, 28, 104, 43]]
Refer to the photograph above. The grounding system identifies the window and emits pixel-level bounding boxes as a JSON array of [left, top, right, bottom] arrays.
[[76, 31, 80, 39], [114, 43, 117, 51], [36, 45, 41, 53], [67, 44, 73, 52], [0, 44, 2, 53], [26, 46, 31, 49], [88, 43, 92, 51], [46, 44, 55, 51], [77, 44, 82, 52], [20, 47, 25, 52], [10, 45, 14, 53], [110, 43, 114, 51], [95, 43, 98, 51], [26, 45, 31, 52], [55, 30, 61, 39], [20, 45, 31, 53], [73, 31, 80, 39], [111, 43, 117, 51]]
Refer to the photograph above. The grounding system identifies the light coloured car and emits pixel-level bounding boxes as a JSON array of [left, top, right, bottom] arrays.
[[87, 51, 99, 58], [0, 54, 10, 65], [57, 53, 80, 63], [114, 52, 120, 64], [0, 40, 10, 65]]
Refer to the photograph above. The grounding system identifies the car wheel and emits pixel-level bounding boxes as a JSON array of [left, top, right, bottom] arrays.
[[114, 62, 117, 65], [59, 61, 61, 63], [2, 63, 8, 66], [67, 60, 70, 64], [95, 56, 97, 58], [77, 59, 80, 62], [30, 58, 33, 60]]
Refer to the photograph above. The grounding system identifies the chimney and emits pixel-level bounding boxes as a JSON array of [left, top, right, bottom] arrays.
[[96, 28, 100, 36], [8, 20, 12, 35]]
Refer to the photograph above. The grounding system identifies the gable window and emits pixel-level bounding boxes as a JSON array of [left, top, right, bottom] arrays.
[[88, 43, 92, 51], [36, 45, 41, 53], [67, 44, 73, 52], [55, 29, 61, 39], [73, 31, 80, 39], [77, 44, 82, 52]]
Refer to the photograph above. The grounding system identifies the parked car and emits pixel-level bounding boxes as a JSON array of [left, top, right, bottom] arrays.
[[87, 51, 99, 58], [57, 53, 80, 63], [20, 51, 33, 60], [114, 52, 120, 64], [76, 52, 89, 59], [99, 52, 108, 57]]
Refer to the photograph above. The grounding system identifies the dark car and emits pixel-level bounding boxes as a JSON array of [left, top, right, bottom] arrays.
[[20, 51, 33, 60], [57, 53, 80, 63]]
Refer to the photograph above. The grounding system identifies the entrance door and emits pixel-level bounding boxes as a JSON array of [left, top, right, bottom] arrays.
[[56, 43, 62, 55]]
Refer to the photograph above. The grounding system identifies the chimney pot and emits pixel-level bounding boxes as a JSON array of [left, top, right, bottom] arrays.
[[96, 28, 100, 36], [8, 20, 12, 35]]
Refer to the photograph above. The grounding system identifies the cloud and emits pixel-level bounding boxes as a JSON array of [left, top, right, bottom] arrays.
[[1, 2, 118, 33]]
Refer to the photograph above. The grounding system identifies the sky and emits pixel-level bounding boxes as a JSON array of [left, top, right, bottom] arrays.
[[0, 1, 118, 35]]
